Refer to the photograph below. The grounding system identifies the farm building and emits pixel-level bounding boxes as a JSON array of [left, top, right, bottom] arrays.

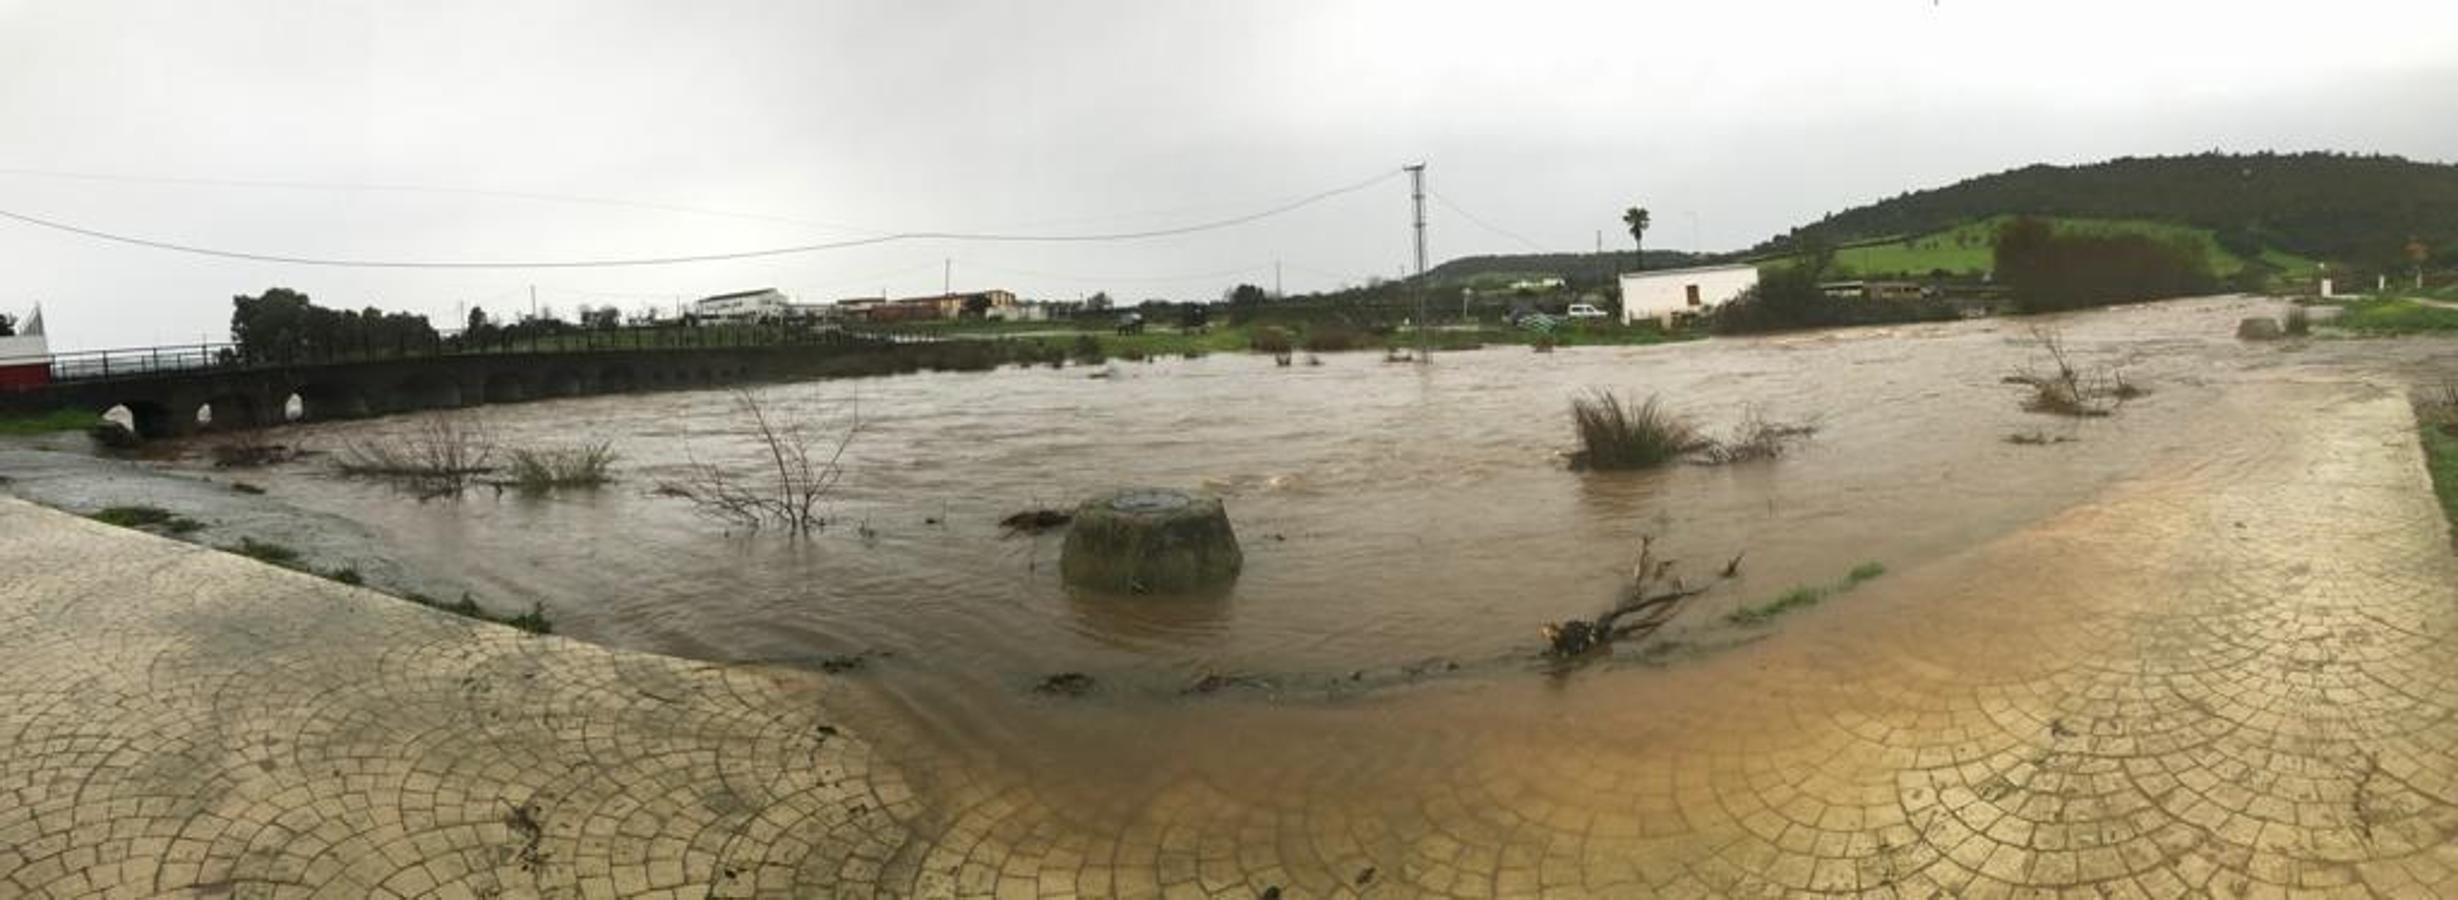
[[0, 305, 49, 390], [1618, 264, 1759, 325]]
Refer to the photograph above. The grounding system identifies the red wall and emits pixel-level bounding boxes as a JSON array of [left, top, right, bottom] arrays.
[[0, 362, 49, 389]]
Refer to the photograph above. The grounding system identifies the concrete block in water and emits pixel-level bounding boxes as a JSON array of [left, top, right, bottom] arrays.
[[2237, 317, 2284, 340], [1060, 488, 1242, 592]]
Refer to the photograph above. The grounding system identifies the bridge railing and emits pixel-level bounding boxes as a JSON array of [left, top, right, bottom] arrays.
[[41, 322, 943, 385], [46, 343, 237, 382]]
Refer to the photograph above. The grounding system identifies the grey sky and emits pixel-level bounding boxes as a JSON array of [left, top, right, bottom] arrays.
[[4, 0, 2455, 350]]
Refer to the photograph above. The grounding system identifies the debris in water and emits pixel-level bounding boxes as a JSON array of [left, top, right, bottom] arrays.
[[1033, 672, 1096, 697], [817, 650, 889, 674], [1541, 535, 1734, 662], [504, 801, 547, 871], [1000, 509, 1072, 534], [1183, 672, 1271, 696]]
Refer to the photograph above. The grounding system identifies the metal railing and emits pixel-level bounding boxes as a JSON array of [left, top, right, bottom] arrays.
[[39, 322, 943, 385]]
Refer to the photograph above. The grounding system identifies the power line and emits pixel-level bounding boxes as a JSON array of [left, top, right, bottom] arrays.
[[0, 165, 883, 235], [956, 258, 1274, 284], [0, 168, 1407, 270], [1427, 189, 1548, 254]]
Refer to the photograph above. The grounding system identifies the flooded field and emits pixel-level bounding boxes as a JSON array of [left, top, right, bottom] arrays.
[[15, 294, 2458, 892]]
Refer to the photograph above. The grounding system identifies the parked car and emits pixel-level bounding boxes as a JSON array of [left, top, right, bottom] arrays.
[[1564, 303, 1609, 320]]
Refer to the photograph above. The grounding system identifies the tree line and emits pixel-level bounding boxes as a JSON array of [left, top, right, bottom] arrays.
[[229, 288, 441, 363], [1990, 217, 2218, 313], [229, 288, 637, 362]]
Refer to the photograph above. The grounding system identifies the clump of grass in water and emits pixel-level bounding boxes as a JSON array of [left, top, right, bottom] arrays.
[[1569, 390, 1703, 470], [90, 505, 203, 535], [1249, 326, 1294, 356], [1696, 406, 1818, 465], [405, 591, 554, 635], [2007, 326, 2141, 417], [1725, 561, 1888, 626], [336, 412, 496, 497], [504, 442, 617, 492], [225, 537, 303, 568], [1069, 334, 1106, 365]]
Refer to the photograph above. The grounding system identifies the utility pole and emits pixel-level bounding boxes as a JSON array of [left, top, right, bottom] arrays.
[[1407, 163, 1428, 362], [1274, 260, 1283, 299], [943, 258, 953, 298], [529, 285, 538, 320]]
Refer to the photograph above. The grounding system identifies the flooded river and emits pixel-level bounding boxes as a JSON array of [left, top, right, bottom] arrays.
[[15, 294, 2458, 871]]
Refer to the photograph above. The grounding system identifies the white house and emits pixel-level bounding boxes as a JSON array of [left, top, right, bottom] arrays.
[[1618, 264, 1759, 326]]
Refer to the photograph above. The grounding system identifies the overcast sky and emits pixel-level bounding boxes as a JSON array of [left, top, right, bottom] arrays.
[[4, 0, 2456, 350]]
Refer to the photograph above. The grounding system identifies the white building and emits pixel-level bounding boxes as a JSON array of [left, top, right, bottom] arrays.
[[693, 288, 790, 321], [1618, 264, 1760, 326], [0, 305, 49, 389]]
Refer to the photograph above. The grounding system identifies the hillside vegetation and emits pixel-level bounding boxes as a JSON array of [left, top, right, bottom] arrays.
[[1754, 152, 2458, 269], [1826, 215, 2318, 279]]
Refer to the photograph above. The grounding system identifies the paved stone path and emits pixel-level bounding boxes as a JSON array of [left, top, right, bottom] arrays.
[[5, 382, 2458, 898]]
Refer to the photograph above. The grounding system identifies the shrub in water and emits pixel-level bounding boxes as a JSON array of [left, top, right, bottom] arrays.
[[1569, 390, 1703, 470]]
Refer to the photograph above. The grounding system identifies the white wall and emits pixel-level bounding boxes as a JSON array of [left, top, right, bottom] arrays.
[[695, 290, 788, 319], [1619, 266, 1759, 325], [0, 333, 47, 364]]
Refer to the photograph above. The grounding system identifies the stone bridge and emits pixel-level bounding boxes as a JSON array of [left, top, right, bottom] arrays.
[[3, 333, 971, 439]]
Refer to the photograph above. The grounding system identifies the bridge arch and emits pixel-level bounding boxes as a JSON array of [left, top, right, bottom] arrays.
[[102, 400, 186, 440], [540, 368, 585, 398], [196, 392, 264, 431], [482, 372, 529, 404], [390, 373, 463, 411], [293, 382, 371, 422]]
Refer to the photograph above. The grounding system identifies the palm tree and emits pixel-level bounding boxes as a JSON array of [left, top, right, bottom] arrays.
[[1622, 207, 1651, 271]]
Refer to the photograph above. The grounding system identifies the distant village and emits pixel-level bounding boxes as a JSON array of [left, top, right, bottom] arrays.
[[686, 288, 1047, 324]]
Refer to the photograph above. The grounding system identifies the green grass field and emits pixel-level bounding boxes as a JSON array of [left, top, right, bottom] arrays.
[[2417, 400, 2458, 535], [1823, 215, 2319, 279], [2331, 298, 2458, 334], [0, 408, 96, 436]]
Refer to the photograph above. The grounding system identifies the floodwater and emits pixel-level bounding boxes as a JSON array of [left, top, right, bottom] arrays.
[[20, 295, 2458, 849]]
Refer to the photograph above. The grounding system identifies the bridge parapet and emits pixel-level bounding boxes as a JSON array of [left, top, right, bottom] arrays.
[[2, 325, 958, 439]]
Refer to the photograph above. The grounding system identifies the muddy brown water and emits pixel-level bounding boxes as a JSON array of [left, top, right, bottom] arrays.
[[33, 294, 2458, 833]]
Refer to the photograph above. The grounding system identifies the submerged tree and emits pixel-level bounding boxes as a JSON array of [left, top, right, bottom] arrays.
[[657, 390, 861, 534]]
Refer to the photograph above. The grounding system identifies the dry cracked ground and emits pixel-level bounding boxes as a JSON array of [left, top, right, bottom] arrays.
[[5, 379, 2458, 898]]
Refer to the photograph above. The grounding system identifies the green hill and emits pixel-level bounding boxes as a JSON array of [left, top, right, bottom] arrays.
[[1827, 215, 2320, 278], [1754, 152, 2458, 269]]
